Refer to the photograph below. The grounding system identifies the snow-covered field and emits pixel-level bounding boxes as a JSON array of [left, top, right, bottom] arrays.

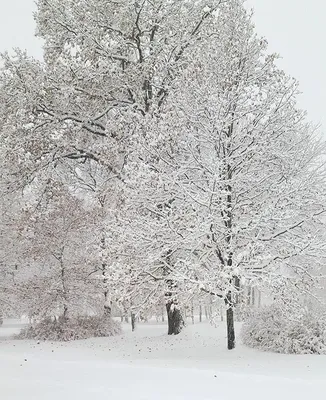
[[1, 319, 326, 400]]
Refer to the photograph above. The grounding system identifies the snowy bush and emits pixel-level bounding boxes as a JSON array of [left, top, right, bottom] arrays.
[[17, 315, 121, 341], [241, 304, 326, 354]]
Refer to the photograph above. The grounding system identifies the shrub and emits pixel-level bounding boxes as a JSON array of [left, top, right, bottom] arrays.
[[241, 303, 326, 354], [17, 315, 121, 341]]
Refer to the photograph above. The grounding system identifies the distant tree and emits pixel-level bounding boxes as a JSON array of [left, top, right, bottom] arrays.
[[11, 183, 101, 320], [0, 187, 29, 319]]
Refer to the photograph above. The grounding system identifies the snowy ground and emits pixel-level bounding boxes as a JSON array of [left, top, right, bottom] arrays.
[[1, 319, 326, 399]]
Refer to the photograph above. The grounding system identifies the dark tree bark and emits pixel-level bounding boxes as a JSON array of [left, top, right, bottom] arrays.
[[166, 299, 184, 335], [101, 235, 111, 318], [199, 304, 202, 323], [247, 286, 251, 305], [163, 250, 184, 335], [131, 312, 136, 332], [103, 301, 111, 317], [234, 276, 241, 305], [63, 304, 69, 320], [59, 252, 69, 321], [251, 287, 256, 306], [225, 292, 235, 350]]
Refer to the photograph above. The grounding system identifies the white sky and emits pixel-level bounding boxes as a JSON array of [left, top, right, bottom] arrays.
[[0, 0, 325, 131]]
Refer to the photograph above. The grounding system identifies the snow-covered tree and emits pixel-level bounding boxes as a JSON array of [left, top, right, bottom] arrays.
[[0, 0, 227, 185], [0, 0, 229, 335], [8, 182, 101, 320], [124, 0, 326, 349], [0, 186, 31, 318]]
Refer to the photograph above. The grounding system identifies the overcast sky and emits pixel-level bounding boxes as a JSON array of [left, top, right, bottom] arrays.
[[0, 0, 325, 131]]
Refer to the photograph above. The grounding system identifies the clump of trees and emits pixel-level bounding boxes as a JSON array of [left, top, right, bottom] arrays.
[[1, 0, 326, 348]]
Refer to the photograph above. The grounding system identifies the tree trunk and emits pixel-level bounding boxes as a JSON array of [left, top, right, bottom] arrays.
[[205, 306, 208, 320], [234, 276, 240, 305], [251, 287, 255, 306], [199, 304, 202, 323], [59, 253, 69, 321], [209, 297, 213, 319], [63, 304, 69, 320], [258, 290, 262, 308], [247, 286, 251, 305], [191, 301, 195, 325], [131, 312, 136, 332], [100, 225, 111, 318], [163, 251, 184, 335], [225, 292, 235, 350], [166, 299, 184, 335], [103, 297, 111, 318]]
